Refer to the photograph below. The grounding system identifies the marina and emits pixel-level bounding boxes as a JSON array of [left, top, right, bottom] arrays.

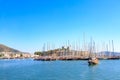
[[34, 40, 120, 61], [1, 0, 120, 80]]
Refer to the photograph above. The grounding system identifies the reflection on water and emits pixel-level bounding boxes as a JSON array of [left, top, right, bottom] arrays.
[[0, 59, 120, 80]]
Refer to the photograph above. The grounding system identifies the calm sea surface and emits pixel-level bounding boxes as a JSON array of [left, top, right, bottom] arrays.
[[0, 59, 120, 80]]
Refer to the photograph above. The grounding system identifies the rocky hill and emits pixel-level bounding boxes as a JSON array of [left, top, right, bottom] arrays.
[[0, 44, 31, 59], [0, 44, 20, 52]]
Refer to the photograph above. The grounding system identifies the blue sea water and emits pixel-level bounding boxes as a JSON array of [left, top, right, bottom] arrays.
[[0, 59, 120, 80]]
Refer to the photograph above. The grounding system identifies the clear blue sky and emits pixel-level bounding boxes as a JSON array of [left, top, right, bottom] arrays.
[[0, 0, 120, 53]]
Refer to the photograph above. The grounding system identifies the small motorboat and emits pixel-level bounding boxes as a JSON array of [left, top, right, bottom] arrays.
[[88, 57, 99, 65]]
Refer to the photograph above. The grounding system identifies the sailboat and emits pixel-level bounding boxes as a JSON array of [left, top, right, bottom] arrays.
[[88, 38, 99, 65], [88, 57, 99, 65]]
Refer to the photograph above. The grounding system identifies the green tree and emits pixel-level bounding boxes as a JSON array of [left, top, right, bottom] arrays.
[[34, 51, 43, 56], [0, 54, 4, 57], [20, 54, 23, 57]]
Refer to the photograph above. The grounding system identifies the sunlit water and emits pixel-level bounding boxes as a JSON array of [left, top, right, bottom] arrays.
[[0, 59, 120, 80]]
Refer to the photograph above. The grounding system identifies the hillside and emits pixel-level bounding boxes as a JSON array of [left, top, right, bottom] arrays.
[[99, 51, 120, 56], [0, 44, 20, 52]]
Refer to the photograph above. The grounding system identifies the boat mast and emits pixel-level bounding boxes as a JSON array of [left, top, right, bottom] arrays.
[[89, 37, 93, 58], [93, 40, 96, 57], [112, 40, 114, 57], [106, 44, 108, 58], [83, 32, 86, 58], [109, 40, 111, 58], [43, 43, 46, 56]]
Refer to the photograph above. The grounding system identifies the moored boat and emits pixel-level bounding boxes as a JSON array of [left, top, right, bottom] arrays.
[[88, 57, 99, 65]]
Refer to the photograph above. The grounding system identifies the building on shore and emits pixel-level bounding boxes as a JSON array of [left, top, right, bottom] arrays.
[[0, 52, 31, 59]]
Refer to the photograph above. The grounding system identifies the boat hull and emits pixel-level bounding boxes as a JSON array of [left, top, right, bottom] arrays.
[[88, 58, 99, 65]]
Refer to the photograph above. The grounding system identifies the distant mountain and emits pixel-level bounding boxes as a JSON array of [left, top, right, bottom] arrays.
[[99, 51, 120, 56], [0, 44, 20, 52]]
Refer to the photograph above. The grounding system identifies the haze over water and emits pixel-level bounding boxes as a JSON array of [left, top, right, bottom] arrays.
[[0, 59, 120, 80]]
